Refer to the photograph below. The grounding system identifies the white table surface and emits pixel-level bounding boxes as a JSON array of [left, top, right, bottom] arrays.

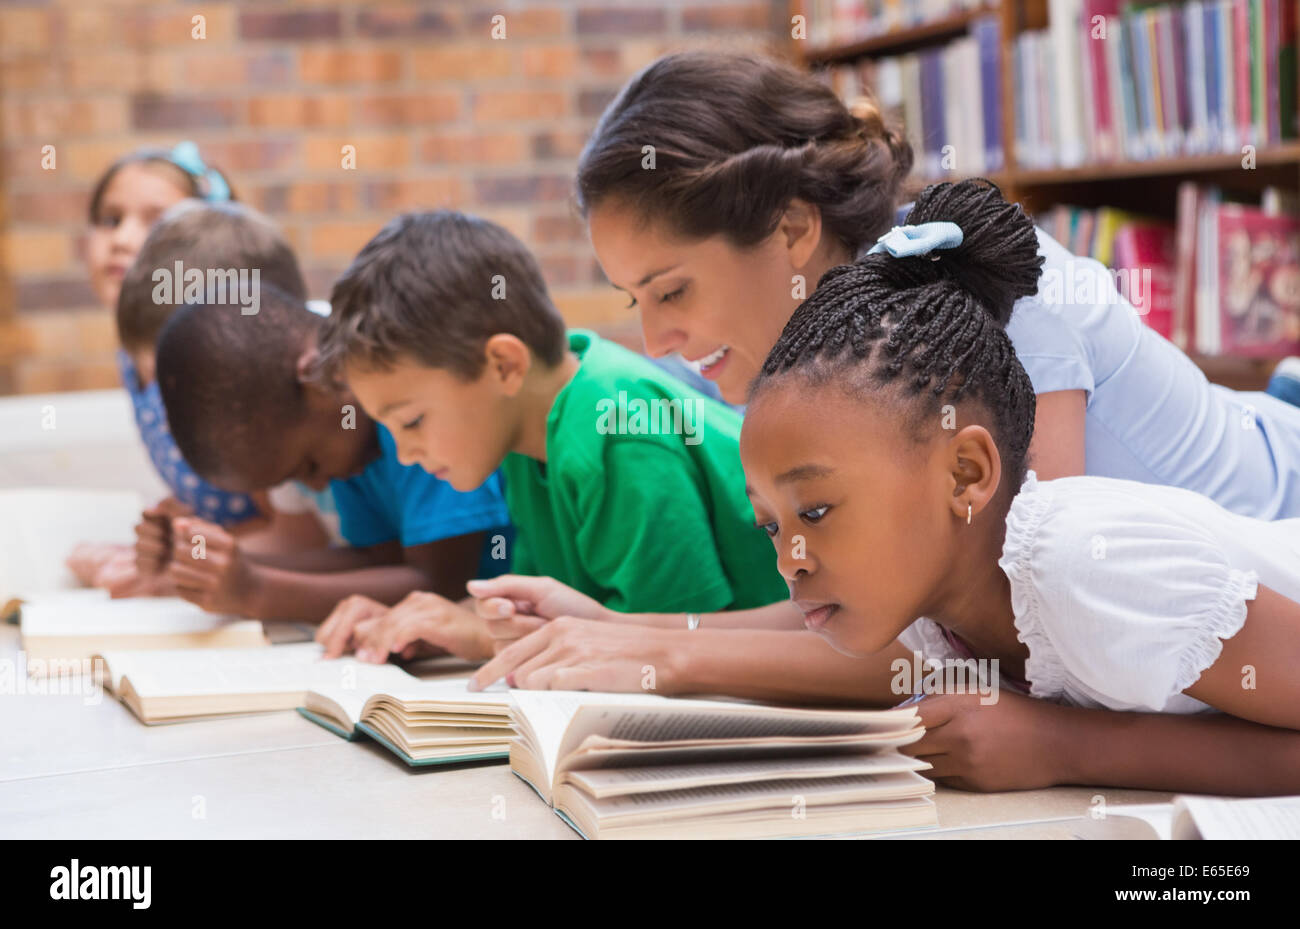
[[0, 624, 1176, 839]]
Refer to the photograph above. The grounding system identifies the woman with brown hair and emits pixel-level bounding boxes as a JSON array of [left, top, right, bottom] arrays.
[[465, 50, 1300, 795]]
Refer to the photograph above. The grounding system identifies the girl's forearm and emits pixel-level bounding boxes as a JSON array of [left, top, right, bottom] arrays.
[[668, 631, 912, 705], [247, 564, 429, 623], [616, 600, 805, 631], [1056, 704, 1300, 796]]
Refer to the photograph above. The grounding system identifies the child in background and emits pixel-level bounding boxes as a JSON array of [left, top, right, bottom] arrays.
[[152, 285, 512, 637], [311, 211, 787, 665], [70, 143, 272, 595], [739, 182, 1300, 786]]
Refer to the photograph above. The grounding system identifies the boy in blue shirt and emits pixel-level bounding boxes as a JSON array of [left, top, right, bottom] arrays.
[[150, 285, 511, 640]]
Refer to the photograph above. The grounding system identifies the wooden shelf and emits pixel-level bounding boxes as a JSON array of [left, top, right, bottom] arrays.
[[1013, 145, 1300, 186], [801, 6, 998, 64]]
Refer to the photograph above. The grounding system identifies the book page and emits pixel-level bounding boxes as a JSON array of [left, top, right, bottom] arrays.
[[303, 662, 430, 729], [0, 488, 142, 601], [566, 751, 929, 797], [98, 643, 413, 699], [1176, 795, 1300, 840], [557, 701, 919, 774], [22, 590, 247, 636]]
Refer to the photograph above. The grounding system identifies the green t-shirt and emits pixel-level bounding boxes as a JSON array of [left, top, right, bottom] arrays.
[[500, 330, 787, 614]]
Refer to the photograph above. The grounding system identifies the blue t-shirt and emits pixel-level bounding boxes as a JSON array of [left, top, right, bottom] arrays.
[[879, 208, 1300, 519], [118, 350, 262, 526], [329, 425, 513, 577]]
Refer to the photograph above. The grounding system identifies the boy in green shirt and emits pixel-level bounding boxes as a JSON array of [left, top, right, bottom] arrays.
[[315, 210, 787, 659]]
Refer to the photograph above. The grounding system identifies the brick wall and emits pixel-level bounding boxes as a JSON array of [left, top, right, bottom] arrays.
[[0, 1, 785, 395]]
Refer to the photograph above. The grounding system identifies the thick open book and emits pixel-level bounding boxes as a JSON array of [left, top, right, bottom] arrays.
[[1, 487, 143, 617], [508, 690, 935, 839], [21, 589, 266, 672], [1083, 795, 1300, 840], [95, 642, 405, 724], [300, 676, 515, 767]]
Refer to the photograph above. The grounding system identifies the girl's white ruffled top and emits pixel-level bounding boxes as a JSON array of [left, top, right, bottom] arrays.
[[897, 471, 1300, 714]]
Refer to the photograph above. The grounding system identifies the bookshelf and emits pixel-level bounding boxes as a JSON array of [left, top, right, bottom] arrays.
[[788, 0, 1300, 388]]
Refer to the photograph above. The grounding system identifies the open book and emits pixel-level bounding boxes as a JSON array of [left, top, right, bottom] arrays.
[[95, 642, 406, 724], [1084, 795, 1300, 840], [509, 690, 935, 840], [1, 487, 143, 617], [21, 589, 266, 672], [300, 676, 515, 767]]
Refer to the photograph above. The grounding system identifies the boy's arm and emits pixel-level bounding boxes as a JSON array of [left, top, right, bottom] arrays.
[[244, 541, 402, 573], [168, 520, 487, 623]]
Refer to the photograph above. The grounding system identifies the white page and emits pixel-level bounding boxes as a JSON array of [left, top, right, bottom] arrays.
[[21, 590, 249, 637], [0, 488, 142, 600], [1177, 795, 1300, 840], [310, 672, 508, 729], [568, 751, 930, 796], [1102, 803, 1175, 840], [98, 643, 415, 699]]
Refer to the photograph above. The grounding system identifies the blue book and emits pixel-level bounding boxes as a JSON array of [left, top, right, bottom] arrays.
[[919, 49, 946, 177], [973, 16, 1004, 172], [1204, 0, 1221, 150], [1127, 12, 1156, 158], [1114, 15, 1141, 160]]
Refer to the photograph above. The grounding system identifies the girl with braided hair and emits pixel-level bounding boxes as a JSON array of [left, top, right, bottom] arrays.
[[742, 179, 1300, 736], [468, 51, 1300, 794]]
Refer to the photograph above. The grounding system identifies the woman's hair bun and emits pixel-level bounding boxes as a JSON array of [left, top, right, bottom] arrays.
[[902, 178, 1043, 326]]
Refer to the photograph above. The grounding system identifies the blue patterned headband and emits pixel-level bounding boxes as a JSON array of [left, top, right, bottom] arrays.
[[867, 221, 963, 258], [166, 140, 231, 202]]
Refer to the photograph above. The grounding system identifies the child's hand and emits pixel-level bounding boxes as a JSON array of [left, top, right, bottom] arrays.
[[165, 517, 260, 616], [67, 541, 128, 586], [468, 617, 679, 693], [98, 548, 177, 599], [351, 591, 494, 664], [901, 690, 1070, 792], [466, 575, 607, 652], [316, 594, 390, 659], [134, 509, 173, 577]]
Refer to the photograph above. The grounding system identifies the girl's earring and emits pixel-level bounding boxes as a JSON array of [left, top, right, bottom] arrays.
[[966, 502, 972, 525]]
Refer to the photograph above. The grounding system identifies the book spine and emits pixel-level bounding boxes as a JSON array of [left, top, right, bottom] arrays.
[[1234, 0, 1253, 147], [973, 16, 1004, 171], [1266, 0, 1281, 142], [1281, 0, 1298, 139]]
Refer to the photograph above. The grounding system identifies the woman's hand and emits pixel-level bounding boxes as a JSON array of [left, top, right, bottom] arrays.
[[468, 616, 681, 693], [465, 575, 613, 653], [901, 689, 1071, 792]]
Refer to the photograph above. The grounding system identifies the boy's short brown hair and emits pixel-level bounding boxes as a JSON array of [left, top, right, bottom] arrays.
[[317, 210, 567, 381], [115, 200, 307, 350]]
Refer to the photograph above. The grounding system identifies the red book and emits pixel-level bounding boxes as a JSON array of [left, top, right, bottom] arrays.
[[1172, 182, 1201, 350], [1083, 1, 1123, 161], [1113, 221, 1177, 340], [1234, 0, 1253, 147], [1216, 205, 1300, 355]]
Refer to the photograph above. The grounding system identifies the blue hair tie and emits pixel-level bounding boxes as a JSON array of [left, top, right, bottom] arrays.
[[867, 221, 963, 258], [167, 140, 230, 202]]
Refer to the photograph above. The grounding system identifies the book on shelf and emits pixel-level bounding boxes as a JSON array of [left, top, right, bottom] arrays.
[[299, 674, 515, 767], [1017, 0, 1297, 170], [1036, 204, 1177, 339], [815, 13, 1004, 178], [1039, 189, 1300, 356], [21, 589, 266, 673], [507, 689, 935, 839], [802, 0, 988, 52]]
